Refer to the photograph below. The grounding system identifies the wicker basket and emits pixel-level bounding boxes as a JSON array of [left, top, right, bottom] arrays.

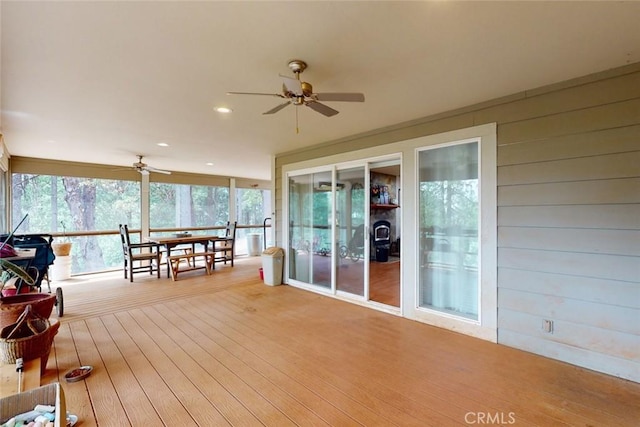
[[0, 305, 60, 373], [0, 293, 56, 329]]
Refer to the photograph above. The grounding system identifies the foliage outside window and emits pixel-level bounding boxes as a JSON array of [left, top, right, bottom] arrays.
[[236, 188, 270, 226], [418, 142, 479, 320], [149, 183, 229, 229], [288, 171, 332, 287], [12, 173, 141, 273], [11, 174, 268, 274], [235, 188, 272, 253]]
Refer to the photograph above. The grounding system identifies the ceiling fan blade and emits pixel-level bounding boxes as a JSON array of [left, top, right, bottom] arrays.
[[145, 166, 172, 175], [306, 101, 339, 117], [280, 75, 303, 95], [263, 101, 291, 115], [227, 91, 285, 98], [315, 92, 365, 102]]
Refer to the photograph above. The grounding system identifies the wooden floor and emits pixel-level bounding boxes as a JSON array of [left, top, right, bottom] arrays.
[[35, 257, 640, 426], [309, 254, 401, 307], [369, 258, 400, 307]]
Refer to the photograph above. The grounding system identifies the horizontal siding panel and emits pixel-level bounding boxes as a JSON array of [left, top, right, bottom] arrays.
[[277, 114, 475, 166], [498, 178, 640, 206], [498, 151, 640, 186], [498, 288, 639, 335], [498, 329, 640, 382], [475, 71, 640, 126], [498, 227, 640, 256], [498, 205, 640, 229], [498, 125, 640, 166], [498, 268, 640, 308], [498, 247, 640, 282], [498, 309, 640, 361], [498, 98, 640, 145]]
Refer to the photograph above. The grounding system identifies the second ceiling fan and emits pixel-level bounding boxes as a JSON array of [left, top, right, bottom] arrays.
[[227, 60, 365, 119], [132, 155, 171, 175]]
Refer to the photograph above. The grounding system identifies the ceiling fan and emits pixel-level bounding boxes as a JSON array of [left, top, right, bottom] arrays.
[[132, 155, 171, 175], [227, 60, 365, 126]]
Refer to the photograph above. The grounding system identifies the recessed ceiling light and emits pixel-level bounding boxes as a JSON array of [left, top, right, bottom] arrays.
[[157, 142, 169, 147], [215, 107, 232, 113], [206, 162, 214, 166]]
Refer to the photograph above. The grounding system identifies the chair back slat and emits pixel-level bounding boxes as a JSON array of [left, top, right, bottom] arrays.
[[213, 221, 237, 267], [118, 224, 161, 282], [226, 222, 237, 239]]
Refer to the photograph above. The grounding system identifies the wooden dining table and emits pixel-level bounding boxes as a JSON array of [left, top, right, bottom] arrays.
[[146, 235, 223, 278]]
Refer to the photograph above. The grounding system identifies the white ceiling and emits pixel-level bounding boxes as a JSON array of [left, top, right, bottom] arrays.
[[2, 1, 639, 180]]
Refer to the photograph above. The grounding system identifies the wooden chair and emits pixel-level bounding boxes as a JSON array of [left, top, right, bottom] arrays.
[[212, 221, 237, 267], [118, 224, 161, 282]]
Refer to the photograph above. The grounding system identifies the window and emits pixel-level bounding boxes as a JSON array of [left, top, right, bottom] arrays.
[[235, 187, 271, 253], [418, 141, 479, 320], [12, 173, 141, 273], [10, 166, 268, 276], [149, 183, 229, 229]]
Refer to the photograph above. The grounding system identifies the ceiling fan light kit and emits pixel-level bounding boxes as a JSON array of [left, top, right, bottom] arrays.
[[227, 59, 365, 131]]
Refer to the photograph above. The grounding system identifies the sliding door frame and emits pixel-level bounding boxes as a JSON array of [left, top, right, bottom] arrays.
[[280, 122, 496, 340]]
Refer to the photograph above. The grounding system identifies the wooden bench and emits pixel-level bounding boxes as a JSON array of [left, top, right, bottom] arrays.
[[167, 252, 215, 281]]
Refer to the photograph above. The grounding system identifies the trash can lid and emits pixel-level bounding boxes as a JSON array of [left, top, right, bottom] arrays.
[[262, 246, 284, 256]]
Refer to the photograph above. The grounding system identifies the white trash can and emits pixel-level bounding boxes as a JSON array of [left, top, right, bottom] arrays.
[[50, 255, 72, 281], [261, 247, 284, 286], [247, 233, 262, 256]]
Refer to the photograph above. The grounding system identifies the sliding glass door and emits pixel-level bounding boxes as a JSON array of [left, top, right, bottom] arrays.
[[286, 157, 401, 308], [335, 166, 366, 296], [288, 171, 332, 288], [283, 123, 495, 338], [287, 167, 367, 295]]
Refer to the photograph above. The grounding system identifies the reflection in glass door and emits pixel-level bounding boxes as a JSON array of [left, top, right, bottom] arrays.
[[418, 141, 479, 320], [288, 171, 332, 289], [335, 167, 366, 296]]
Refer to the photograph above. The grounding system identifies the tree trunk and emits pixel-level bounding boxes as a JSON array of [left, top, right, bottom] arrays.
[[176, 184, 192, 227], [51, 176, 58, 232], [62, 177, 105, 271]]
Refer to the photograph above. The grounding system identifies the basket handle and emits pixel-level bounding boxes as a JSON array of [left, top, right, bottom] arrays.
[[4, 305, 45, 339], [5, 305, 33, 339]]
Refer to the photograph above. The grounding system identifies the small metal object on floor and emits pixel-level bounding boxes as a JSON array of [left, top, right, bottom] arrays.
[[64, 365, 93, 383]]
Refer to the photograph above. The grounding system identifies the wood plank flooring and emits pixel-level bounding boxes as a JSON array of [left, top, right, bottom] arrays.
[[34, 257, 640, 426], [369, 258, 400, 307]]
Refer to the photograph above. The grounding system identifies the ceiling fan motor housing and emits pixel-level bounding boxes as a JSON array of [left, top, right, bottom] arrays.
[[301, 82, 313, 97], [227, 58, 364, 120]]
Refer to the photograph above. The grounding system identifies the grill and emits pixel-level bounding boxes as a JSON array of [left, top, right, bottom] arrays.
[[372, 220, 391, 262]]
